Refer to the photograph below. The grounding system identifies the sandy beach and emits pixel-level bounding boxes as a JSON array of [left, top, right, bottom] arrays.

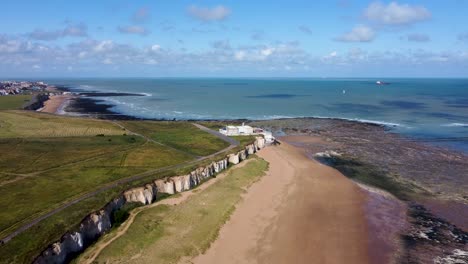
[[40, 94, 72, 114], [190, 140, 370, 264]]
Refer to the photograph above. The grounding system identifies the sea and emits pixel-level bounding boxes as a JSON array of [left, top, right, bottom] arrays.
[[44, 78, 468, 153]]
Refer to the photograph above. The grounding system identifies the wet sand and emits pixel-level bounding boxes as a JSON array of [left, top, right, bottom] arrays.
[[190, 140, 370, 264], [40, 94, 72, 114]]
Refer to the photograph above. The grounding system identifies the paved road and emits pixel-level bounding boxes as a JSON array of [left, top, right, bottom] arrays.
[[0, 123, 239, 244]]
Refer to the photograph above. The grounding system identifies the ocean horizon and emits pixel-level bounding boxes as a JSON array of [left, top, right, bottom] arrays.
[[45, 77, 468, 153]]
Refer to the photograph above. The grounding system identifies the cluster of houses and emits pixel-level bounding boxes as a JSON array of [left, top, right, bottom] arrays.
[[219, 123, 276, 144], [0, 81, 48, 96]]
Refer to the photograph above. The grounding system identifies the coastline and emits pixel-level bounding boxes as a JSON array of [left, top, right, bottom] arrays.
[[190, 142, 370, 264], [39, 94, 74, 114], [12, 93, 468, 263]]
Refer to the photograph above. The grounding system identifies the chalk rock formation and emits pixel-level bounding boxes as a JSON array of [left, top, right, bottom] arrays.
[[124, 184, 157, 205], [155, 179, 175, 194], [246, 144, 255, 155], [34, 196, 125, 264], [255, 136, 265, 150], [34, 137, 268, 264], [238, 150, 247, 161], [228, 153, 240, 164]]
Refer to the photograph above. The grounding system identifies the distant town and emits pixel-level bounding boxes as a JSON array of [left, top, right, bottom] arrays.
[[0, 81, 52, 95]]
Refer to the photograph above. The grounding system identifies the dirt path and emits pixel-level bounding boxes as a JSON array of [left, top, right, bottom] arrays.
[[79, 160, 251, 264], [189, 141, 370, 264]]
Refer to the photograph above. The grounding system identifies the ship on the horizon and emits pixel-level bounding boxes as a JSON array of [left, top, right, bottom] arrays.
[[376, 80, 390, 85]]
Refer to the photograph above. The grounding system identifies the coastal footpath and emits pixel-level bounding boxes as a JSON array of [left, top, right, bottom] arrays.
[[33, 137, 266, 264]]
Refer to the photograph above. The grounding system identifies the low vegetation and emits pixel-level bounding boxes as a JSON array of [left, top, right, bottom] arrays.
[[0, 95, 32, 110], [0, 111, 233, 263], [89, 157, 269, 263], [120, 121, 230, 156], [0, 111, 124, 138]]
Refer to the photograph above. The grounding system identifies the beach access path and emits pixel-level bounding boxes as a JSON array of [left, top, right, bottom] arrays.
[[188, 138, 369, 264], [1, 123, 239, 244]]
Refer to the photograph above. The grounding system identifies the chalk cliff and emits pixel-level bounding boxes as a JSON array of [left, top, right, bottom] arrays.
[[34, 137, 266, 264]]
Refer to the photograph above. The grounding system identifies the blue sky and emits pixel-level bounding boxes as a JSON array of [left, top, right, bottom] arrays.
[[0, 0, 467, 77]]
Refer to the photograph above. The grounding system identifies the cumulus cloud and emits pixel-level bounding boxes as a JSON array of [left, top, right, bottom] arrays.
[[187, 5, 231, 22], [363, 2, 431, 26], [234, 50, 246, 61], [335, 25, 376, 42], [404, 33, 430, 42], [298, 25, 313, 35], [132, 7, 151, 23], [28, 23, 88, 41], [117, 25, 150, 36], [1, 32, 467, 77], [151, 44, 161, 52]]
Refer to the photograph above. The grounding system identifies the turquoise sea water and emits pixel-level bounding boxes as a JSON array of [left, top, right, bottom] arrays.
[[47, 78, 468, 152]]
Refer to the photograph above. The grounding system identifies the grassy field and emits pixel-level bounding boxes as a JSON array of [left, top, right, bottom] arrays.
[[87, 157, 268, 264], [0, 95, 32, 110], [120, 121, 230, 156], [0, 111, 233, 263], [0, 111, 124, 138]]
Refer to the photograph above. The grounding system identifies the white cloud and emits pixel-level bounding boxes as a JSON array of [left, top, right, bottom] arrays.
[[32, 64, 41, 69], [144, 58, 158, 65], [94, 40, 114, 52], [0, 38, 22, 53], [261, 47, 275, 57], [234, 50, 246, 61], [151, 44, 161, 51], [188, 5, 231, 22], [117, 25, 150, 36], [335, 25, 376, 42], [28, 23, 87, 41], [322, 51, 338, 60], [102, 58, 113, 65], [364, 2, 431, 25]]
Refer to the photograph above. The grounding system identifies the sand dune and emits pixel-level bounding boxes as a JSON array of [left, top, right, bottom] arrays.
[[190, 141, 369, 264]]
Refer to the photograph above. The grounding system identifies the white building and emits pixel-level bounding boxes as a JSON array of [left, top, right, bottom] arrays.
[[219, 123, 254, 136], [219, 123, 276, 144]]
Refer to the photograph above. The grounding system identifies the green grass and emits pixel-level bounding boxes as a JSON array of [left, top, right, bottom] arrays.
[[0, 111, 124, 138], [230, 135, 257, 146], [90, 157, 268, 264], [0, 136, 192, 237], [120, 121, 229, 156], [0, 95, 32, 110], [0, 188, 122, 264], [0, 111, 238, 263]]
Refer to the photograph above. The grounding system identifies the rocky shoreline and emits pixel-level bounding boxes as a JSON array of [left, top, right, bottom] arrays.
[[252, 118, 468, 263], [33, 137, 266, 264]]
